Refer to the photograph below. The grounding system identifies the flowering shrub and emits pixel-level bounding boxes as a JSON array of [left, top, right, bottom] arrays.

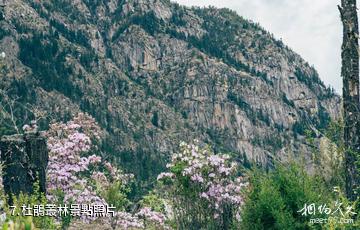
[[136, 207, 167, 229], [45, 113, 109, 217], [157, 141, 247, 229], [45, 113, 170, 229], [115, 211, 144, 229], [107, 191, 170, 230], [111, 207, 170, 230]]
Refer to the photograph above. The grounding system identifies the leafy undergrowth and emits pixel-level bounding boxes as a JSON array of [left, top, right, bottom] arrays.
[[0, 115, 358, 230]]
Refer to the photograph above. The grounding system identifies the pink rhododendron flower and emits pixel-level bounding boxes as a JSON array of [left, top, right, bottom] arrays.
[[157, 141, 248, 226]]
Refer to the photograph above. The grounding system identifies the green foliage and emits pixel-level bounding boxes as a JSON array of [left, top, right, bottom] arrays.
[[139, 193, 166, 213], [316, 104, 331, 130], [166, 7, 266, 75], [49, 19, 90, 48], [323, 120, 344, 148], [18, 33, 74, 97], [151, 112, 159, 127], [1, 216, 34, 230], [0, 126, 15, 138], [294, 67, 325, 90], [262, 135, 284, 152], [102, 181, 130, 212], [79, 50, 98, 70], [292, 121, 307, 136], [47, 188, 71, 229], [227, 92, 272, 126], [241, 163, 331, 230], [282, 93, 295, 107], [112, 10, 167, 42], [131, 11, 165, 36], [118, 147, 167, 199], [303, 120, 347, 194], [324, 187, 360, 229], [0, 26, 10, 40], [2, 182, 57, 230], [241, 147, 359, 230], [170, 4, 187, 27]]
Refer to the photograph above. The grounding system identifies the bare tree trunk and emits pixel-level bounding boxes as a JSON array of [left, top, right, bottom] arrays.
[[0, 132, 48, 203], [338, 0, 360, 201]]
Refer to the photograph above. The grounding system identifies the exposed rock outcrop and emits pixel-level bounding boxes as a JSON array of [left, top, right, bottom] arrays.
[[0, 0, 341, 192]]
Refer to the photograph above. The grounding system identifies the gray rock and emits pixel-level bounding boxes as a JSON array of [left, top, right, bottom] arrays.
[[0, 0, 341, 190]]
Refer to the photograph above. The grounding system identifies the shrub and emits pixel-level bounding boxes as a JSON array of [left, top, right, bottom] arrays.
[[240, 162, 359, 230], [157, 141, 247, 229], [45, 113, 107, 226], [45, 113, 169, 229], [2, 182, 56, 230]]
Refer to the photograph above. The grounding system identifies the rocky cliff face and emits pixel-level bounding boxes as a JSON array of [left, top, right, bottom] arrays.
[[0, 0, 340, 190]]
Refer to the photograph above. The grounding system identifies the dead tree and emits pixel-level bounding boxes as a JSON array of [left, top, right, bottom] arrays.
[[0, 132, 48, 202], [338, 0, 360, 201]]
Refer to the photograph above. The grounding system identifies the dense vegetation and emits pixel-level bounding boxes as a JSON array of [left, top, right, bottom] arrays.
[[0, 115, 358, 229], [0, 0, 354, 229]]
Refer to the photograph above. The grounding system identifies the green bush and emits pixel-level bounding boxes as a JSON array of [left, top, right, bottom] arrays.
[[2, 182, 57, 230], [240, 163, 332, 230]]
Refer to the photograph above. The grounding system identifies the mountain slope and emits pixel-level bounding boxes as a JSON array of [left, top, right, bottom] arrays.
[[0, 0, 340, 191]]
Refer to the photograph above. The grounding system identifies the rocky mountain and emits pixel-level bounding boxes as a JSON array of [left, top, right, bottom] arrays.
[[0, 0, 340, 192]]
